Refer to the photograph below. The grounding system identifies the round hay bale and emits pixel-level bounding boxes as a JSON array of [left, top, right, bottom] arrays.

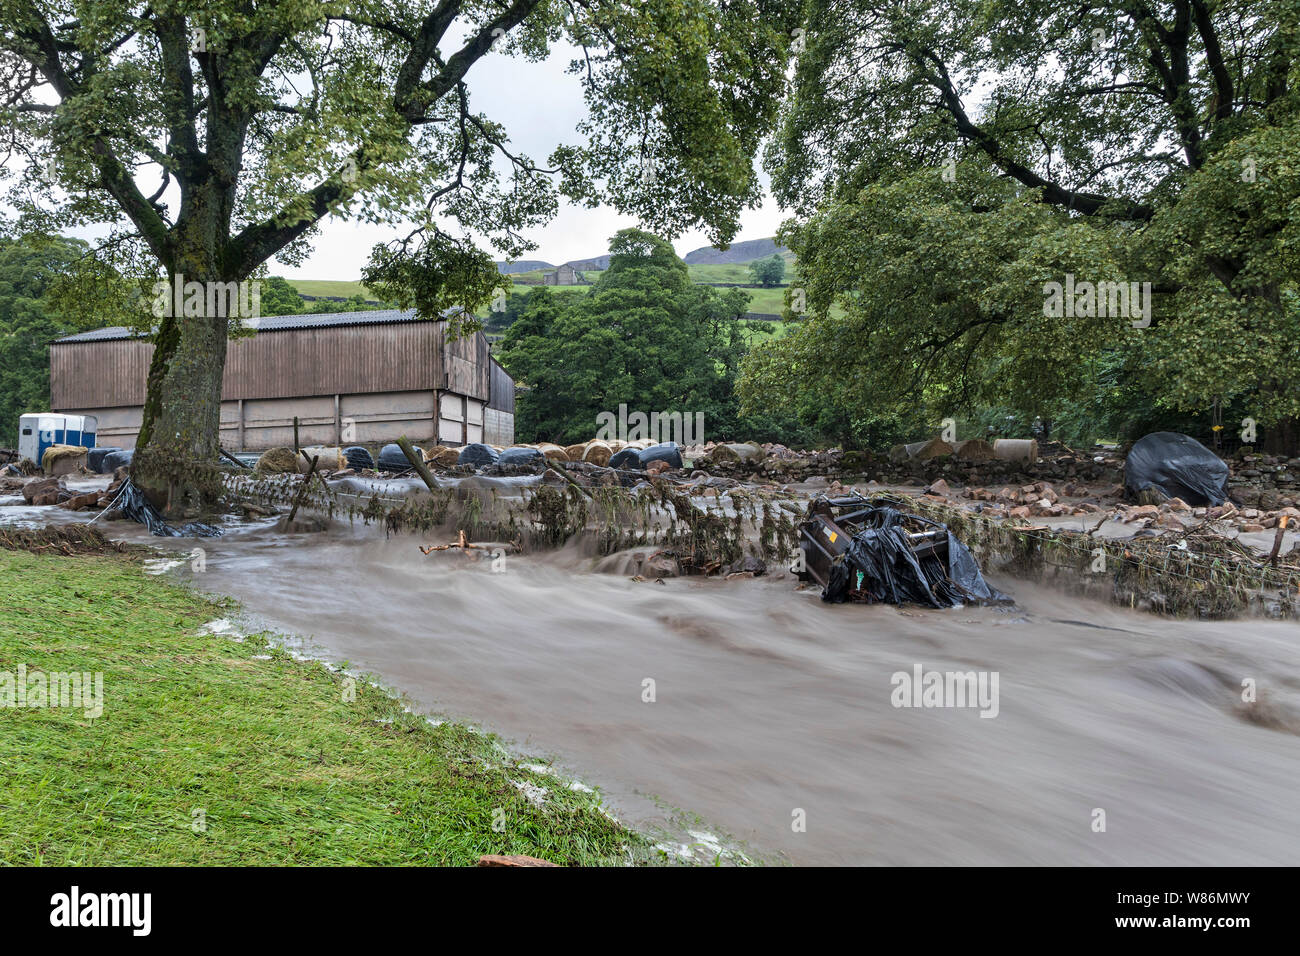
[[535, 442, 570, 462], [582, 441, 612, 466], [993, 438, 1039, 462], [298, 445, 346, 472], [564, 443, 589, 461], [42, 444, 86, 477], [606, 440, 627, 453], [912, 437, 955, 460], [953, 438, 997, 461], [256, 446, 299, 474], [426, 445, 462, 467]]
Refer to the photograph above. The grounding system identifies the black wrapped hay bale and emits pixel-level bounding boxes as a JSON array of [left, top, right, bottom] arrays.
[[87, 447, 123, 474], [457, 443, 500, 466], [498, 446, 545, 466], [343, 446, 374, 471], [377, 443, 417, 473], [102, 448, 134, 473], [609, 442, 683, 471]]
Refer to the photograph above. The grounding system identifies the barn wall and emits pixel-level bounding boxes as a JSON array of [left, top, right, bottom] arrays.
[[58, 390, 440, 451], [49, 319, 510, 452], [488, 358, 515, 413], [51, 322, 450, 409], [483, 408, 515, 446]]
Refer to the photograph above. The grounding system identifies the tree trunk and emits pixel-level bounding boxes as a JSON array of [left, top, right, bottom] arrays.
[[132, 236, 233, 517]]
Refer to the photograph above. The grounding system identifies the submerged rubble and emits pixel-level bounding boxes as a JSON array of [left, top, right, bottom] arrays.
[[5, 430, 1300, 619]]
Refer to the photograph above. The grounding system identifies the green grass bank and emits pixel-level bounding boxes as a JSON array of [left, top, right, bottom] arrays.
[[0, 547, 649, 865]]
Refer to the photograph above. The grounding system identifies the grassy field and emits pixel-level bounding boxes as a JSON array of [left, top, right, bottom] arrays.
[[686, 262, 787, 284], [0, 547, 651, 866], [284, 278, 375, 300]]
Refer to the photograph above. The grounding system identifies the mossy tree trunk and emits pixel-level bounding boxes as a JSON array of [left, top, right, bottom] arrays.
[[131, 137, 241, 515]]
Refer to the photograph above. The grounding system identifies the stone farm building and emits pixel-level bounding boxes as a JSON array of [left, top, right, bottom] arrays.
[[49, 310, 515, 451], [542, 263, 582, 285]]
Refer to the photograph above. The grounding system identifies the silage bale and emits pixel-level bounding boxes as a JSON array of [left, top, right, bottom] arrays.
[[993, 438, 1039, 462], [499, 447, 545, 466], [343, 446, 374, 470], [458, 443, 500, 466], [42, 444, 86, 477], [87, 447, 122, 474], [256, 446, 299, 474]]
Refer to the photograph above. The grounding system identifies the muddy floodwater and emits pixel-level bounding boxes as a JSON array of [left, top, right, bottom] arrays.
[[94, 510, 1293, 867], [11, 484, 1300, 865]]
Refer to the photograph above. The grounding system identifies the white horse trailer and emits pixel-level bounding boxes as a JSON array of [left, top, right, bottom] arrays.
[[17, 413, 98, 465]]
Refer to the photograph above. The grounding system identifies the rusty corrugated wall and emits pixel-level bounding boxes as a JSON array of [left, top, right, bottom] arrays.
[[50, 319, 495, 409]]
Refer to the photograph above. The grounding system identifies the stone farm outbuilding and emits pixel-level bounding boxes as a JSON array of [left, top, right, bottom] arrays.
[[50, 310, 515, 451]]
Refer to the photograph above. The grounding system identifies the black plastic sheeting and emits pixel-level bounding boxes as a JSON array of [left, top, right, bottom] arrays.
[[87, 447, 122, 474], [1124, 431, 1229, 507], [823, 504, 1008, 608], [498, 446, 545, 466], [609, 441, 683, 471], [106, 478, 222, 538], [458, 443, 500, 466], [343, 446, 374, 471], [102, 449, 134, 473]]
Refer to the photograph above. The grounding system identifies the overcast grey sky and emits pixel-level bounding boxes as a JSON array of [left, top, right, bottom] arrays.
[[273, 42, 788, 279]]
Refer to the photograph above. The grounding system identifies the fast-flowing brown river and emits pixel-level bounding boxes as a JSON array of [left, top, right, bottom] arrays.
[[14, 485, 1299, 865], [120, 512, 1296, 866]]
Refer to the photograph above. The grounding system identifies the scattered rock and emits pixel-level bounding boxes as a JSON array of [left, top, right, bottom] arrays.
[[641, 552, 680, 578], [58, 491, 101, 511], [21, 477, 60, 504]]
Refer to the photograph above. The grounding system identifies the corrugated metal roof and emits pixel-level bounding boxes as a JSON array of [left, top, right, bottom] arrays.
[[54, 308, 459, 344]]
